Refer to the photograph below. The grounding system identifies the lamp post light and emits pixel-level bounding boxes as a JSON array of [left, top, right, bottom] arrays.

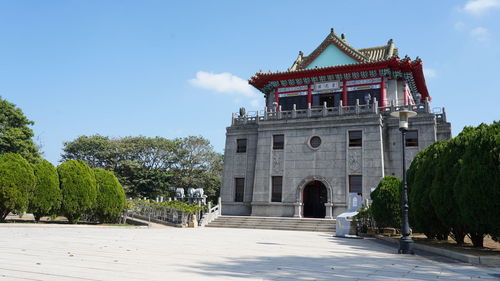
[[390, 109, 417, 254]]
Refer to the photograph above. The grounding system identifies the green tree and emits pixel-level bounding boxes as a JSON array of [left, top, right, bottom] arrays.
[[28, 159, 61, 222], [0, 97, 40, 162], [61, 135, 114, 169], [0, 153, 35, 221], [93, 168, 126, 223], [408, 142, 449, 240], [370, 176, 401, 229], [429, 139, 467, 244], [173, 136, 222, 202], [454, 122, 500, 247], [61, 135, 223, 200], [58, 160, 97, 224]]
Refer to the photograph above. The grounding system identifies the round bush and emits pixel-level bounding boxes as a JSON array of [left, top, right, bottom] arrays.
[[0, 153, 35, 221], [28, 159, 61, 222], [58, 160, 96, 224], [93, 168, 126, 223], [370, 176, 401, 229]]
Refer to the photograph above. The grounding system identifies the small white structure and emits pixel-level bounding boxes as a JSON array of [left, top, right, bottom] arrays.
[[335, 193, 363, 237]]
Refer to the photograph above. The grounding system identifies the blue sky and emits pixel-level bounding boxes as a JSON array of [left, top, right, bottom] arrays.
[[1, 0, 499, 164]]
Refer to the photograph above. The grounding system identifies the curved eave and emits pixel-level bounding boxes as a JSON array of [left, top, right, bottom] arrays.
[[410, 60, 431, 101], [249, 58, 398, 89], [249, 57, 431, 102]]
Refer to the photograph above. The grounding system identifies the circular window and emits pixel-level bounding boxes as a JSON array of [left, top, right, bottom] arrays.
[[309, 136, 322, 148]]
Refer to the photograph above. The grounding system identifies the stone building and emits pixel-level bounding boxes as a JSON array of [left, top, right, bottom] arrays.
[[220, 28, 451, 218]]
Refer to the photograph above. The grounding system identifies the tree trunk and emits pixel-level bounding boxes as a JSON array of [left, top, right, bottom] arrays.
[[469, 232, 484, 248], [451, 229, 466, 245]]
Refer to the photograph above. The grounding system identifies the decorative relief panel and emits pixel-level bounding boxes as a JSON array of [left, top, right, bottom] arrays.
[[272, 152, 283, 174], [348, 149, 362, 174]]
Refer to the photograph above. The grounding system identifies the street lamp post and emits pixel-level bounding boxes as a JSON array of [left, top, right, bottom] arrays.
[[390, 109, 417, 254]]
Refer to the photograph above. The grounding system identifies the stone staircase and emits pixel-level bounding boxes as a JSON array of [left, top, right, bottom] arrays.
[[206, 216, 336, 232]]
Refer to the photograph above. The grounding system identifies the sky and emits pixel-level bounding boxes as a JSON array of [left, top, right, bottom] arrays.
[[1, 0, 499, 165]]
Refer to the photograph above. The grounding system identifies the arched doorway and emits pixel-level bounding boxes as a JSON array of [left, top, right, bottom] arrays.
[[303, 180, 327, 218]]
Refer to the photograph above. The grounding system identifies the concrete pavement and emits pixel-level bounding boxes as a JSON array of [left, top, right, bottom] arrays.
[[0, 225, 499, 280]]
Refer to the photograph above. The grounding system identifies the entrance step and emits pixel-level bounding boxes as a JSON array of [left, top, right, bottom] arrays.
[[206, 216, 336, 232]]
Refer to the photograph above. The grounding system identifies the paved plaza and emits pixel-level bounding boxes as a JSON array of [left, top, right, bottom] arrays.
[[0, 224, 499, 281]]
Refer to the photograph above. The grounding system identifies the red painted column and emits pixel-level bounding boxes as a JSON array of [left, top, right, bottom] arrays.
[[403, 82, 408, 106], [307, 84, 312, 106], [274, 88, 280, 111], [380, 78, 387, 107], [342, 80, 348, 106]]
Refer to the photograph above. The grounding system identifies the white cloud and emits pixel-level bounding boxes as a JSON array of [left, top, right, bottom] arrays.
[[470, 26, 490, 41], [463, 0, 500, 16], [189, 71, 261, 108], [189, 71, 256, 97], [423, 68, 437, 79]]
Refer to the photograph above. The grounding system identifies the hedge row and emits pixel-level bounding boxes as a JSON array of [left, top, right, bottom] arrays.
[[407, 122, 499, 247], [0, 155, 126, 224]]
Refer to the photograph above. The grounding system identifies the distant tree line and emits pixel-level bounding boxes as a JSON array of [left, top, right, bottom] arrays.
[[61, 135, 223, 202]]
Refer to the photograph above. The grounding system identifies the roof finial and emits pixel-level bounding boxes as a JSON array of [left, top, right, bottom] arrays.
[[341, 33, 346, 40], [330, 27, 334, 34], [388, 39, 393, 45], [299, 51, 303, 56]]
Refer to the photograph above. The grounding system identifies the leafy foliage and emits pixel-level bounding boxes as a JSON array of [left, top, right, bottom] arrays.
[[57, 160, 97, 224], [0, 153, 36, 221], [93, 168, 126, 223], [61, 135, 222, 201], [0, 97, 40, 162], [453, 122, 499, 247], [370, 176, 401, 229], [133, 199, 205, 214], [429, 139, 467, 244], [408, 142, 449, 240], [28, 159, 61, 221]]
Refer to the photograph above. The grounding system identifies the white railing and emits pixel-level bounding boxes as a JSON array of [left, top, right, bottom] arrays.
[[231, 100, 444, 125], [199, 197, 221, 227]]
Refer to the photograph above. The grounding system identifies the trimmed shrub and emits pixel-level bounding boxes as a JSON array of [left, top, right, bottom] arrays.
[[93, 168, 126, 223], [454, 122, 500, 247], [0, 153, 35, 221], [58, 160, 97, 224], [28, 159, 61, 222], [370, 176, 401, 229], [429, 139, 467, 244], [408, 142, 449, 240]]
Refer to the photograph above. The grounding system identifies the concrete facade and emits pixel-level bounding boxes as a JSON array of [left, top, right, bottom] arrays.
[[221, 102, 451, 218]]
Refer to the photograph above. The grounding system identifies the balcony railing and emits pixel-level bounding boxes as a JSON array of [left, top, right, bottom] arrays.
[[232, 100, 446, 126]]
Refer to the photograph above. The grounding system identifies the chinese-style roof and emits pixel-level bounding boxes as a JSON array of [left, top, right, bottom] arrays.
[[289, 28, 398, 71], [249, 29, 430, 102]]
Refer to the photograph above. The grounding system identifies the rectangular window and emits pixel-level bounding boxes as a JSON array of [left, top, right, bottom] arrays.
[[273, 134, 284, 150], [405, 130, 418, 147], [271, 176, 283, 202], [236, 139, 247, 153], [349, 175, 362, 194], [349, 131, 362, 147], [234, 178, 244, 202]]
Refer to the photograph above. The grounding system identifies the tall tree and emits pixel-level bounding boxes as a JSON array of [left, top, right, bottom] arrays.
[[454, 122, 500, 247], [0, 97, 40, 162], [0, 153, 36, 221]]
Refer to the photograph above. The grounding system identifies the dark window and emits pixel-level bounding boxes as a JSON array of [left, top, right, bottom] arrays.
[[236, 139, 247, 153], [234, 178, 244, 202], [273, 134, 284, 150], [271, 176, 283, 202], [405, 130, 418, 147], [347, 89, 380, 106], [310, 136, 321, 148], [349, 175, 362, 194], [279, 96, 308, 110], [349, 131, 362, 147]]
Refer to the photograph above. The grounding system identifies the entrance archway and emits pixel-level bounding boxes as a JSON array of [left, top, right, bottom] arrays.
[[303, 180, 327, 218]]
